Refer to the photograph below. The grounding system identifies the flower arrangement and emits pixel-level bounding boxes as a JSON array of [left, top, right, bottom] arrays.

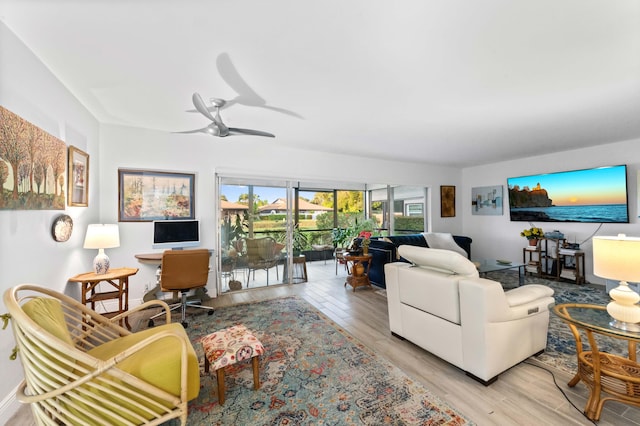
[[359, 231, 372, 248], [520, 227, 544, 240]]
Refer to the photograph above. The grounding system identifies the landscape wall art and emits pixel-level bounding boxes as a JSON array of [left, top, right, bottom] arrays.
[[0, 106, 67, 210]]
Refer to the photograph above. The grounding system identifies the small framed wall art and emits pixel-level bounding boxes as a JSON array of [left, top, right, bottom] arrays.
[[471, 185, 503, 215], [440, 185, 456, 217], [68, 146, 89, 207], [118, 169, 195, 222]]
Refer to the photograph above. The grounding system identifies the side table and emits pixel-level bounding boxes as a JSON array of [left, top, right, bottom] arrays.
[[553, 303, 640, 421], [68, 267, 139, 329], [283, 254, 308, 283], [344, 253, 372, 291]]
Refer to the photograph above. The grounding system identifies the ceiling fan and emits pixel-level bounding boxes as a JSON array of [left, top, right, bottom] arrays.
[[179, 92, 275, 138]]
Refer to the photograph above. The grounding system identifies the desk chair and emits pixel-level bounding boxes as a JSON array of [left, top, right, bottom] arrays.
[[149, 249, 214, 328]]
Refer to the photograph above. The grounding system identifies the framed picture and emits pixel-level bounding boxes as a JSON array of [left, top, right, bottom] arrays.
[[0, 106, 66, 210], [471, 185, 503, 216], [118, 169, 195, 222], [440, 185, 456, 217], [67, 146, 89, 207]]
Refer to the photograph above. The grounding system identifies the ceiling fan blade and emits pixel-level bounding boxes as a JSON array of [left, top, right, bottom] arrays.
[[228, 127, 275, 138], [192, 92, 216, 122]]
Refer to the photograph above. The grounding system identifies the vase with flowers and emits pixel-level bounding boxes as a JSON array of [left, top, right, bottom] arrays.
[[521, 227, 544, 246], [359, 231, 372, 254]]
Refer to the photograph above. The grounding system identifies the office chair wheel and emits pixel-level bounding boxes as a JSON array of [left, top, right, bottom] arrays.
[[182, 321, 188, 328], [148, 319, 155, 328], [208, 310, 214, 316]]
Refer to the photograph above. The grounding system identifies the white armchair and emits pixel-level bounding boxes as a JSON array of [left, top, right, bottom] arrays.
[[385, 245, 555, 384]]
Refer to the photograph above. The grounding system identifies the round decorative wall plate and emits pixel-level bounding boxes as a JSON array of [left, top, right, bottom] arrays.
[[52, 214, 73, 242]]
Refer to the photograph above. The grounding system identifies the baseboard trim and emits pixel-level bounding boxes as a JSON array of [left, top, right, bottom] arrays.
[[0, 383, 22, 425]]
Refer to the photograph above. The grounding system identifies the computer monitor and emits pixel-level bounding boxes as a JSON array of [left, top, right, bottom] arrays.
[[152, 219, 200, 250]]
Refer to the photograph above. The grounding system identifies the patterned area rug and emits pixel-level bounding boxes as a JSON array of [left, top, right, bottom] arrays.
[[143, 297, 472, 425], [486, 270, 630, 374]]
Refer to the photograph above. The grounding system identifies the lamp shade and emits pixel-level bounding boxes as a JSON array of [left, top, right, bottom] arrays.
[[593, 235, 640, 283], [83, 224, 120, 249], [593, 234, 640, 331]]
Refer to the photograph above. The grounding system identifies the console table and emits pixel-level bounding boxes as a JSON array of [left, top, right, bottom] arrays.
[[553, 303, 640, 421], [68, 267, 139, 329], [344, 253, 372, 291]]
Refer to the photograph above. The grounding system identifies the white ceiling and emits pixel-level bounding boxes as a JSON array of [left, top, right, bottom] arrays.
[[2, 0, 639, 167]]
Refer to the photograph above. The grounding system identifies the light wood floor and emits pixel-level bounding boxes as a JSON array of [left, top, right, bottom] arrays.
[[9, 260, 640, 425]]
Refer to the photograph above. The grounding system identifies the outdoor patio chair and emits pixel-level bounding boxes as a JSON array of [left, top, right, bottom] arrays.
[[245, 237, 283, 285]]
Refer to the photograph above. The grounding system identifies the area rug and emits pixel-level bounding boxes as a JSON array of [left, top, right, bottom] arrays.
[[485, 270, 632, 374], [143, 296, 473, 425]]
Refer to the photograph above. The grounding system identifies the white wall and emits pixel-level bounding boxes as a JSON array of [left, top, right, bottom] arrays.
[[461, 139, 640, 285], [0, 21, 464, 421], [0, 23, 101, 422], [98, 124, 464, 305]]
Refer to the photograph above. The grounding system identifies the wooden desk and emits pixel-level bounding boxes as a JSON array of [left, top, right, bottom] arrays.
[[68, 267, 139, 329], [553, 303, 640, 421], [134, 252, 163, 264], [344, 253, 372, 291], [135, 250, 214, 265]]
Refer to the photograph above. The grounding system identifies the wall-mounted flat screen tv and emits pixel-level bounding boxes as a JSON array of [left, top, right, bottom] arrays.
[[507, 165, 629, 223]]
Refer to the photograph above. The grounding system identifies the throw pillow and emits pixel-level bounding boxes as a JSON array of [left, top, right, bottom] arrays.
[[422, 232, 467, 257]]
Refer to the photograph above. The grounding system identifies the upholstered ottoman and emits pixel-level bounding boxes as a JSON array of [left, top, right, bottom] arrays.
[[201, 324, 265, 404]]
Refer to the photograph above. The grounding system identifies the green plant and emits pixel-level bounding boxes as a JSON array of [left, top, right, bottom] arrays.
[[352, 218, 377, 236], [331, 227, 354, 248], [222, 212, 248, 249], [275, 224, 309, 253]]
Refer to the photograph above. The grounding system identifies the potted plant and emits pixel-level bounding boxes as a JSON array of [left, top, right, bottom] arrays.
[[275, 224, 308, 255], [520, 226, 544, 246], [331, 227, 354, 250], [359, 231, 372, 255]]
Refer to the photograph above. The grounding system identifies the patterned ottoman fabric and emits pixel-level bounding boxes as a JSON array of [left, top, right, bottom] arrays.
[[201, 324, 265, 371]]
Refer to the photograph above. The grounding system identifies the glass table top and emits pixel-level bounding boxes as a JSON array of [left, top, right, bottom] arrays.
[[553, 303, 640, 341], [475, 259, 525, 274]]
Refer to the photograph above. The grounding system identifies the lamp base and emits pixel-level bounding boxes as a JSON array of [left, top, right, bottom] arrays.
[[609, 319, 640, 332], [93, 249, 111, 275]]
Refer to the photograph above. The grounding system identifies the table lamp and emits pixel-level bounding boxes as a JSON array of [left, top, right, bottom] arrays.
[[83, 224, 120, 274], [593, 234, 640, 332]]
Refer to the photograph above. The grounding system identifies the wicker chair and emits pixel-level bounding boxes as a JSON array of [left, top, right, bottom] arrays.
[[3, 284, 200, 425], [245, 237, 283, 286]]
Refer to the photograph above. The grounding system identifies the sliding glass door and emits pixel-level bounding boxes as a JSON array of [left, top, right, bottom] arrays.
[[369, 185, 429, 235], [218, 177, 289, 292], [217, 176, 434, 294]]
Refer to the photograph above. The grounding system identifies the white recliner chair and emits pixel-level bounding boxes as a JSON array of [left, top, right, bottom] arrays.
[[385, 245, 555, 384]]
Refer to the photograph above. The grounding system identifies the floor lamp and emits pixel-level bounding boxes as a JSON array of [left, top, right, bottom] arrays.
[[593, 234, 640, 332]]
